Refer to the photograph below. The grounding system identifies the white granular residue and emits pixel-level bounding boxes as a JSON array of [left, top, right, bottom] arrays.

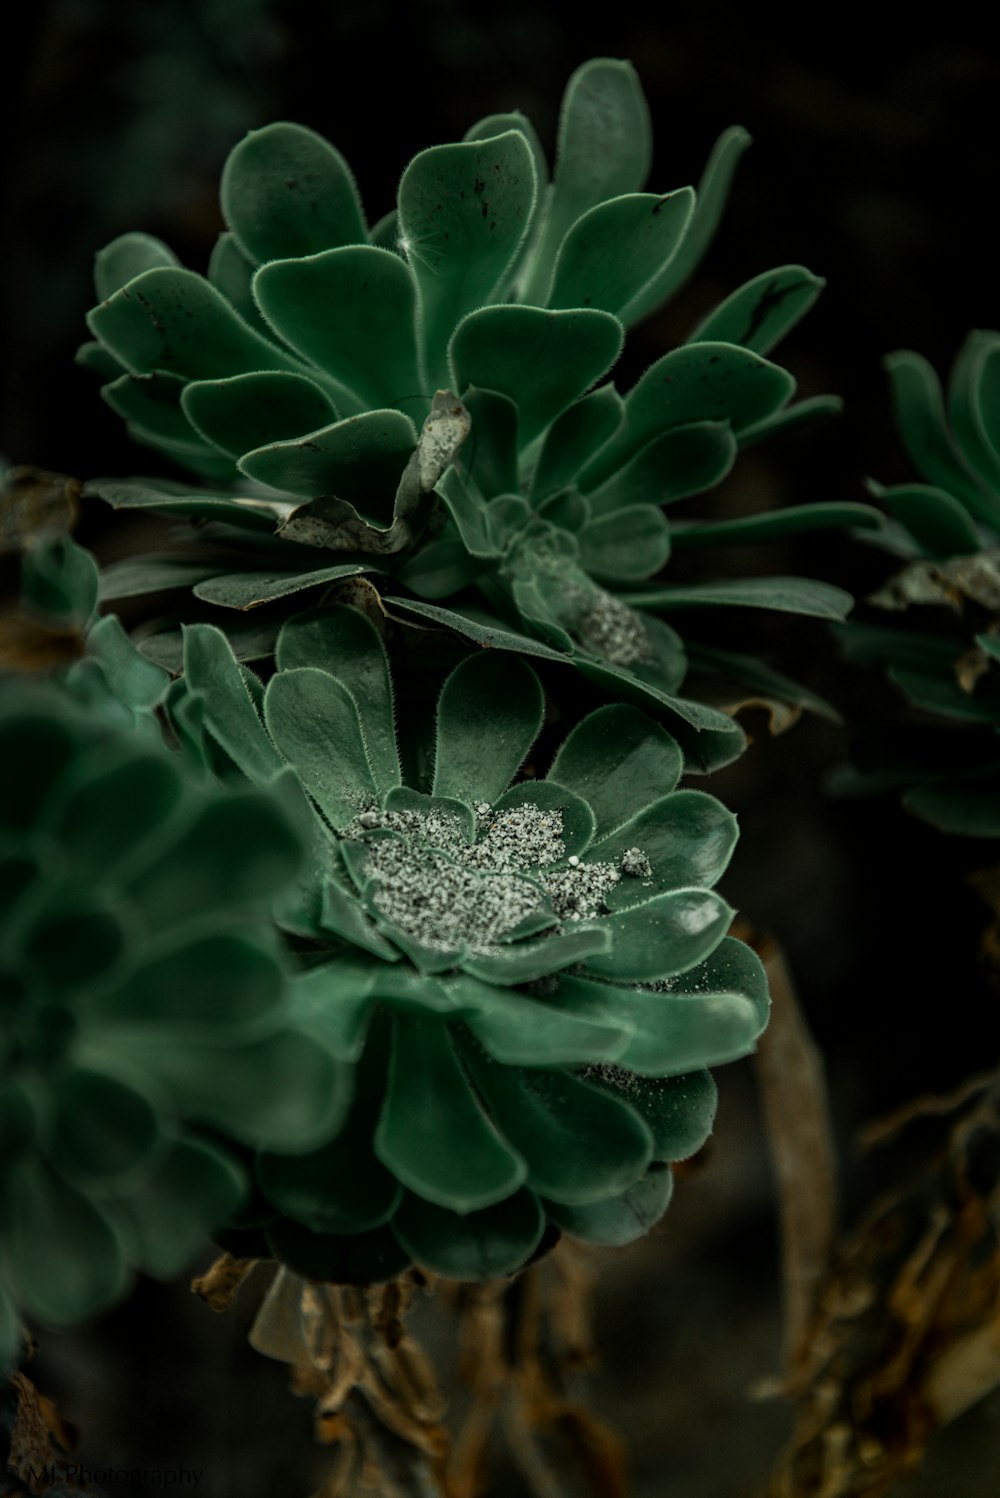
[[342, 801, 648, 955]]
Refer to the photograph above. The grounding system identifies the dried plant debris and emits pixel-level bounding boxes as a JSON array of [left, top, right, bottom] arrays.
[[768, 1069, 1000, 1498]]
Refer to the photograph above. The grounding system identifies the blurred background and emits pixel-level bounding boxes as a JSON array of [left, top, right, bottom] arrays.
[[4, 4, 1000, 1494]]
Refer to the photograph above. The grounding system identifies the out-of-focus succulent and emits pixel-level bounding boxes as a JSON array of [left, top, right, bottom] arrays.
[[171, 602, 770, 1283], [0, 654, 349, 1366], [837, 332, 1000, 833], [81, 58, 875, 764]]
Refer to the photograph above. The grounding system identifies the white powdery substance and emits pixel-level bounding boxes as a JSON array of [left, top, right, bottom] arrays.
[[344, 802, 639, 954]]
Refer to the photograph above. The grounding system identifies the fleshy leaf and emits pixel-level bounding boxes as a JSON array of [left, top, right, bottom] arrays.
[[625, 576, 854, 619], [884, 349, 1000, 526], [460, 1047, 653, 1205], [94, 232, 180, 300], [548, 190, 694, 322], [193, 564, 368, 610], [869, 480, 981, 558], [580, 342, 795, 490], [253, 248, 420, 412], [3, 1159, 127, 1325], [119, 1138, 246, 1278], [595, 790, 738, 898], [522, 58, 651, 304], [182, 623, 286, 782], [392, 1189, 544, 1279], [490, 778, 595, 858], [950, 330, 1000, 494], [578, 505, 671, 581], [264, 666, 378, 828], [375, 1013, 527, 1211], [87, 268, 299, 380], [583, 888, 734, 982], [397, 131, 538, 387], [182, 371, 337, 459], [581, 1067, 718, 1161], [543, 1163, 673, 1246], [53, 1068, 162, 1185], [207, 230, 274, 336], [530, 384, 625, 501], [671, 501, 883, 549], [221, 122, 366, 265], [583, 420, 739, 515], [688, 265, 825, 355], [626, 126, 751, 324], [276, 605, 401, 796], [433, 652, 544, 804], [239, 409, 417, 520], [450, 305, 623, 447], [548, 704, 683, 836], [102, 369, 194, 447], [457, 385, 520, 499]]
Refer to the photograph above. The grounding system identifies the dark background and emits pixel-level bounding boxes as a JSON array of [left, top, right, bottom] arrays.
[[4, 5, 1000, 1494]]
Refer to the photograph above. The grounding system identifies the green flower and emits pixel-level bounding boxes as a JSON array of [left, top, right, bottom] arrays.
[[0, 676, 348, 1365], [82, 58, 874, 761], [837, 332, 1000, 833], [174, 603, 769, 1283]]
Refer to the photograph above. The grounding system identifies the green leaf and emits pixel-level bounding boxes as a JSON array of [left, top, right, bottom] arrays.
[[626, 126, 751, 324], [584, 888, 733, 982], [2, 1160, 126, 1325], [949, 329, 1000, 494], [460, 1048, 653, 1205], [671, 501, 883, 548], [489, 778, 595, 858], [289, 957, 379, 1062], [102, 370, 195, 446], [182, 623, 286, 782], [53, 1068, 162, 1186], [450, 305, 623, 447], [523, 58, 651, 304], [548, 704, 683, 836], [221, 122, 366, 265], [611, 934, 770, 1073], [98, 556, 224, 602], [625, 575, 854, 619], [239, 410, 417, 521], [87, 268, 299, 380], [94, 232, 179, 300], [265, 666, 378, 828], [544, 1163, 673, 1246], [20, 536, 98, 627], [581, 1067, 717, 1162], [433, 465, 497, 559], [397, 535, 484, 598], [119, 1138, 246, 1279], [433, 652, 544, 803], [253, 248, 420, 412], [375, 1013, 527, 1211], [581, 343, 794, 490], [736, 392, 843, 450], [385, 596, 572, 661], [905, 782, 1000, 836], [884, 349, 1000, 526], [207, 230, 274, 337], [890, 666, 1000, 724], [276, 605, 401, 796], [686, 643, 842, 724], [584, 420, 739, 515], [76, 340, 125, 378], [183, 371, 337, 459], [458, 386, 520, 499], [462, 979, 632, 1067], [578, 505, 671, 581], [869, 480, 981, 558], [193, 564, 368, 610], [393, 1189, 544, 1279], [530, 384, 625, 502], [40, 743, 180, 878], [461, 924, 611, 986], [84, 476, 278, 528], [688, 265, 825, 355], [397, 131, 538, 387], [595, 790, 738, 898], [548, 190, 694, 322]]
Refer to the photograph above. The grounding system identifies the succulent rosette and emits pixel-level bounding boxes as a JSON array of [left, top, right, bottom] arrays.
[[171, 602, 770, 1283], [80, 58, 874, 762], [0, 673, 348, 1366], [837, 332, 1000, 832]]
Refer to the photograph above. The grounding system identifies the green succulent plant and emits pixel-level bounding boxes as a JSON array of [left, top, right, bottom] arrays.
[[169, 601, 770, 1283], [0, 640, 349, 1366], [81, 57, 877, 767], [837, 331, 1000, 833]]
